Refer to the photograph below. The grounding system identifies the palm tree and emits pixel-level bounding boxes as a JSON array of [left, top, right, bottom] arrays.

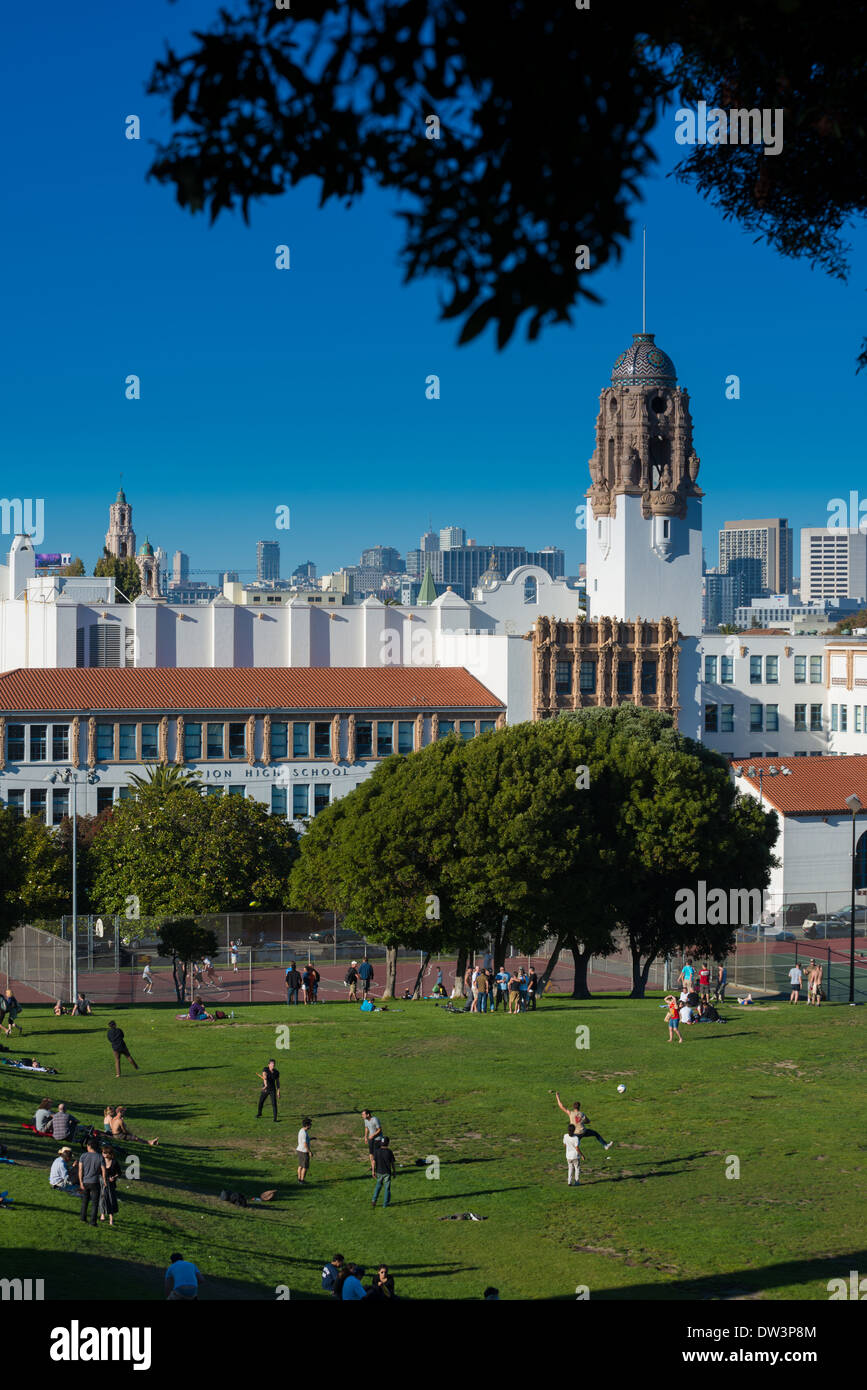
[[127, 764, 203, 797]]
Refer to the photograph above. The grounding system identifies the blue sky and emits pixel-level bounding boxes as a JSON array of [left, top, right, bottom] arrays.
[[2, 1, 866, 581]]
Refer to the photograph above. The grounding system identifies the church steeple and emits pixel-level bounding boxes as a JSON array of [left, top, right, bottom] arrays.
[[105, 486, 136, 559]]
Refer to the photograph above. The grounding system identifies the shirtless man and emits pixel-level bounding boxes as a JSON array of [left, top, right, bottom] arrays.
[[555, 1093, 613, 1150]]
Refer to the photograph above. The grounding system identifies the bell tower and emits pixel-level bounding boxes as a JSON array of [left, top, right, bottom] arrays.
[[584, 332, 703, 636], [105, 486, 136, 560]]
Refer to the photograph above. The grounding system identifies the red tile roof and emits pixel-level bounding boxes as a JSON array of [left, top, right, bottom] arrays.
[[0, 667, 504, 715], [731, 755, 867, 816]]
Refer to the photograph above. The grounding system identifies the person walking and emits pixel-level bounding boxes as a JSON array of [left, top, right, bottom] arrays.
[[78, 1139, 103, 1226], [563, 1124, 582, 1186], [361, 1109, 382, 1176], [371, 1135, 396, 1209], [678, 959, 696, 993], [106, 1020, 139, 1078], [345, 960, 360, 1002], [256, 1059, 281, 1121], [1, 988, 23, 1036], [664, 994, 683, 1043], [165, 1252, 205, 1301], [555, 1093, 613, 1149], [494, 966, 510, 1011], [296, 1117, 312, 1183], [285, 962, 301, 1006], [358, 957, 374, 1000], [141, 962, 154, 996], [788, 962, 803, 1003], [99, 1145, 120, 1227], [49, 1147, 79, 1196], [713, 963, 727, 1003]]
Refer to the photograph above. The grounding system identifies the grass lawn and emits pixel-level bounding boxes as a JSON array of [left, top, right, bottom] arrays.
[[2, 994, 864, 1301]]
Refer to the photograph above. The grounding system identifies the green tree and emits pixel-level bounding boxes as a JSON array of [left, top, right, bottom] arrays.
[[0, 805, 25, 945], [833, 609, 867, 634], [158, 917, 220, 1002], [94, 550, 141, 602], [60, 557, 86, 577], [147, 2, 867, 367], [90, 786, 299, 917], [127, 764, 203, 797], [15, 816, 72, 921]]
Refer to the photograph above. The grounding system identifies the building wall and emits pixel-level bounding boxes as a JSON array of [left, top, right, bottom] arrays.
[[586, 494, 703, 636]]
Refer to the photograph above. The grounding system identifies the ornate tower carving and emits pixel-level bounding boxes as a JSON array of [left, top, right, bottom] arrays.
[[135, 538, 161, 598], [105, 487, 136, 559]]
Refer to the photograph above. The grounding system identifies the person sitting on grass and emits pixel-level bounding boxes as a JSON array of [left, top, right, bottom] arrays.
[[188, 997, 212, 1021], [49, 1147, 79, 1195], [35, 1099, 54, 1133], [72, 993, 92, 1016], [50, 1103, 78, 1142], [109, 1106, 159, 1147], [53, 1000, 66, 1017]]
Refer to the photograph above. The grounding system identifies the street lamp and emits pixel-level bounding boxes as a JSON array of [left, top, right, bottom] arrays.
[[844, 794, 862, 1006], [45, 767, 97, 1001]]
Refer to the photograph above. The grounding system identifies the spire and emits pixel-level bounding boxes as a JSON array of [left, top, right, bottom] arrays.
[[418, 564, 437, 605]]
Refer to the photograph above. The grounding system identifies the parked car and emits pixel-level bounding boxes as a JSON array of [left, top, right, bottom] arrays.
[[803, 919, 866, 940], [830, 904, 867, 925], [307, 928, 364, 944], [772, 903, 817, 928], [739, 923, 795, 942], [758, 924, 796, 942]]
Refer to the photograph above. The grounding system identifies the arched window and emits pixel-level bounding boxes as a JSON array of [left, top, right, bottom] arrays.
[[856, 830, 867, 892], [523, 576, 537, 604]]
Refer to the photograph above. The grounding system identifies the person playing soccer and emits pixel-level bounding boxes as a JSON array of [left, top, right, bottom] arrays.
[[106, 1020, 139, 1078], [563, 1124, 583, 1186], [555, 1094, 613, 1150]]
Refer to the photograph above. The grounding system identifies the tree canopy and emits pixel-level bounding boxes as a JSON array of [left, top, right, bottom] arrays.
[[147, 1, 867, 366], [94, 551, 141, 602]]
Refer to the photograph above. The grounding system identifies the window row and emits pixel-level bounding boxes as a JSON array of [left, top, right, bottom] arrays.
[[703, 654, 824, 685], [704, 703, 824, 734], [6, 724, 70, 762], [555, 659, 658, 696], [3, 782, 334, 825], [829, 704, 867, 733]]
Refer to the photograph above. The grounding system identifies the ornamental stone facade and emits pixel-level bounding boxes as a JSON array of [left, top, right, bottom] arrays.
[[532, 615, 681, 722]]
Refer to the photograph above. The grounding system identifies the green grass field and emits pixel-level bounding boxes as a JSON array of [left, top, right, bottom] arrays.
[[2, 995, 864, 1301]]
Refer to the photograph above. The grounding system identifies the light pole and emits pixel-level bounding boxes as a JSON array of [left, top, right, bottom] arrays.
[[844, 794, 862, 1006], [46, 767, 97, 1001]]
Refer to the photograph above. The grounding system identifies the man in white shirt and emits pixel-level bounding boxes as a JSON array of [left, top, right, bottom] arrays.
[[49, 1148, 78, 1194], [788, 963, 803, 1003], [297, 1117, 312, 1184], [563, 1125, 582, 1186], [361, 1109, 382, 1177]]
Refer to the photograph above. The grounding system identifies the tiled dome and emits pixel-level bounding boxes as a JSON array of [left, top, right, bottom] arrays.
[[611, 332, 676, 387]]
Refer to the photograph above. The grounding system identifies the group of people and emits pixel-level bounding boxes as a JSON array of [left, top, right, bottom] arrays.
[[555, 1093, 614, 1186], [344, 958, 375, 1001], [49, 1138, 121, 1226], [461, 963, 540, 1013], [254, 1062, 312, 1182], [678, 959, 727, 1002], [321, 1254, 397, 1300], [285, 961, 325, 1004], [788, 959, 824, 1004], [664, 989, 726, 1040], [51, 993, 93, 1016]]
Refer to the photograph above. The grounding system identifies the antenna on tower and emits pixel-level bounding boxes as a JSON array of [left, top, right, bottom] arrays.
[[642, 227, 646, 334]]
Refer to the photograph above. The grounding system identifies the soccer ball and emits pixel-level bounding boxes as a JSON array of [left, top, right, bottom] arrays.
[[617, 1084, 626, 1094]]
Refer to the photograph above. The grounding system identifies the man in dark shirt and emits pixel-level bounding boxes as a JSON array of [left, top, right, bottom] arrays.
[[107, 1020, 139, 1078], [371, 1135, 396, 1209], [285, 963, 301, 1006], [358, 958, 374, 1000], [256, 1059, 280, 1121], [78, 1139, 103, 1225]]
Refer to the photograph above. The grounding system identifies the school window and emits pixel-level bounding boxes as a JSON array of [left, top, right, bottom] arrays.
[[810, 656, 823, 683], [293, 785, 309, 818], [641, 661, 657, 695], [313, 785, 331, 815], [6, 789, 25, 818], [314, 722, 331, 758], [52, 725, 69, 761], [480, 720, 496, 734], [356, 721, 373, 758], [118, 786, 134, 801], [207, 723, 224, 759], [794, 704, 807, 732], [720, 705, 734, 733], [704, 704, 718, 733], [184, 723, 202, 761], [765, 704, 779, 732], [617, 661, 633, 695], [856, 706, 862, 734], [51, 789, 69, 825], [840, 706, 848, 732], [376, 721, 394, 756], [96, 787, 114, 815], [119, 724, 137, 760], [579, 661, 597, 693], [140, 724, 159, 761], [749, 656, 762, 684], [749, 703, 763, 732], [6, 723, 24, 761], [555, 660, 572, 695], [810, 704, 823, 731], [831, 705, 838, 732], [438, 720, 455, 739], [794, 655, 806, 683], [29, 789, 47, 820], [228, 786, 245, 797], [271, 722, 288, 759], [397, 721, 414, 755], [96, 723, 114, 761], [459, 720, 475, 741], [227, 723, 246, 760], [271, 786, 287, 817], [720, 656, 733, 684], [765, 656, 779, 684], [205, 786, 223, 798], [293, 722, 310, 758], [29, 724, 47, 761], [703, 655, 717, 683]]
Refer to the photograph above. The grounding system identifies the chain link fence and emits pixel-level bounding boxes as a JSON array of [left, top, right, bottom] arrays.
[[0, 924, 71, 1002]]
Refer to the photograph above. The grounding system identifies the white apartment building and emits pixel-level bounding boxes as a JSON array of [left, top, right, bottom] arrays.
[[800, 527, 867, 604]]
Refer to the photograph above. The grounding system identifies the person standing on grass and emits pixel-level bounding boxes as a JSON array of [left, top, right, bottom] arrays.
[[361, 1109, 382, 1176], [358, 957, 374, 999], [256, 1059, 281, 1121], [713, 963, 727, 1003], [665, 994, 683, 1043], [698, 962, 710, 998], [297, 1117, 312, 1183], [788, 962, 803, 1003], [555, 1093, 614, 1150], [285, 962, 301, 1005], [563, 1124, 582, 1187], [301, 964, 312, 1005], [345, 960, 360, 1002], [99, 1145, 120, 1227], [476, 965, 489, 1013], [527, 968, 539, 1011], [78, 1138, 103, 1226], [371, 1135, 396, 1209], [106, 1020, 139, 1078], [165, 1252, 205, 1301], [813, 961, 823, 1006], [678, 959, 695, 993], [494, 966, 510, 1011], [310, 965, 320, 1003]]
